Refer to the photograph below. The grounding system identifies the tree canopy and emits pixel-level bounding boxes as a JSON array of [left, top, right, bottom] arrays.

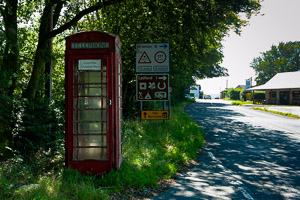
[[250, 41, 300, 85], [0, 0, 262, 157]]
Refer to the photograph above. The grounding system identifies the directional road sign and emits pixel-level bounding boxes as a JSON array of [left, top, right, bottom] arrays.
[[136, 43, 170, 73], [141, 110, 169, 120], [136, 74, 169, 101]]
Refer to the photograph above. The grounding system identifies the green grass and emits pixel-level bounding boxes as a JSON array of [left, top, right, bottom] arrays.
[[231, 100, 253, 106], [0, 101, 204, 199], [252, 107, 300, 119]]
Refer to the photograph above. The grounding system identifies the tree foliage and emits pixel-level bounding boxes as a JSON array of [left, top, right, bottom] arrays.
[[78, 0, 261, 115], [0, 0, 262, 157], [250, 41, 300, 85]]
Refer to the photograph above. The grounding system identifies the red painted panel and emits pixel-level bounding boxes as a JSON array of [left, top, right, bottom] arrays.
[[65, 31, 122, 174]]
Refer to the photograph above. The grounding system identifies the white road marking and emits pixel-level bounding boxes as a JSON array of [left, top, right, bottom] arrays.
[[208, 151, 255, 200]]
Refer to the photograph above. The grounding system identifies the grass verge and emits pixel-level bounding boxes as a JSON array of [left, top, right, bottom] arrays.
[[0, 100, 204, 200], [252, 107, 300, 119], [231, 100, 253, 106]]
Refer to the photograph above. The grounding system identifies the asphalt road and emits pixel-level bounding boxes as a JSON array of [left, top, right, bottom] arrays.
[[153, 100, 300, 200]]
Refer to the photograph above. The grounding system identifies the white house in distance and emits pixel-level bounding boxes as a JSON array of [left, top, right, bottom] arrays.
[[190, 85, 203, 99], [250, 71, 300, 105]]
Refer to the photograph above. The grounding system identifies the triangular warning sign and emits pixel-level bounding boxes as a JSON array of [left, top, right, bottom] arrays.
[[138, 52, 151, 64], [145, 92, 152, 99]]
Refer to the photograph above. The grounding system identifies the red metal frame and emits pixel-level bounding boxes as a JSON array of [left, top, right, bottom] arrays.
[[65, 31, 122, 174]]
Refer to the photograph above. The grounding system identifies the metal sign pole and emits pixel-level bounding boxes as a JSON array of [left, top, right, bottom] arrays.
[[140, 101, 143, 122]]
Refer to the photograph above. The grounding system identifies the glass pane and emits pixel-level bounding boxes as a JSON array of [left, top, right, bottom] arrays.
[[78, 85, 102, 96], [73, 137, 78, 147], [78, 122, 102, 134], [73, 62, 78, 83], [79, 72, 101, 83], [73, 148, 107, 161], [73, 123, 77, 134], [73, 110, 77, 122], [78, 97, 102, 109], [89, 85, 102, 96], [74, 72, 77, 83], [103, 86, 107, 97], [103, 72, 107, 83], [79, 110, 101, 121], [102, 59, 107, 71], [103, 122, 107, 133], [73, 85, 77, 96], [102, 98, 106, 109], [78, 135, 107, 147]]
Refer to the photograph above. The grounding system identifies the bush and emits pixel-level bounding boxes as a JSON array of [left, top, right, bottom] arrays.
[[239, 89, 246, 101], [254, 92, 265, 100], [228, 89, 240, 100], [12, 98, 64, 157]]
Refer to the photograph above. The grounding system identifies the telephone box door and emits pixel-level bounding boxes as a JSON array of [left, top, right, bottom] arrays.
[[67, 54, 112, 173]]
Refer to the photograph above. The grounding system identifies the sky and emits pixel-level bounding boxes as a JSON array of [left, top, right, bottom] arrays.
[[196, 0, 300, 97]]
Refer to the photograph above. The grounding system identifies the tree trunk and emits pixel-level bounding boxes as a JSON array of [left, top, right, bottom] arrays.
[[22, 2, 52, 100], [1, 0, 19, 96]]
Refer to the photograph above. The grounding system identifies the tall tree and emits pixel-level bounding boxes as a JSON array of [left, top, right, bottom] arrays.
[[0, 0, 19, 96], [79, 0, 262, 116], [250, 41, 300, 85], [23, 0, 124, 100]]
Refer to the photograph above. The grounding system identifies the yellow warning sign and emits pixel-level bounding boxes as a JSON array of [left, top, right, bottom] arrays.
[[141, 110, 169, 120]]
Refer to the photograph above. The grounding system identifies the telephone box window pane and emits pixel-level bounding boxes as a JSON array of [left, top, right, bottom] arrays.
[[73, 110, 77, 121], [73, 148, 107, 161], [78, 97, 102, 109], [103, 86, 106, 97], [102, 59, 107, 71], [78, 135, 107, 147], [73, 98, 77, 108], [73, 86, 77, 96], [78, 122, 102, 134], [78, 85, 102, 96], [89, 85, 102, 96], [102, 98, 106, 109], [73, 123, 77, 134], [78, 85, 88, 96], [79, 72, 101, 84], [79, 110, 101, 121], [102, 72, 107, 83], [103, 122, 107, 133], [102, 110, 107, 121], [74, 72, 77, 83], [73, 62, 78, 83]]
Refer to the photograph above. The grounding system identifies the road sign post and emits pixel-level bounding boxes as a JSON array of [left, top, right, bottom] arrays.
[[136, 43, 170, 121]]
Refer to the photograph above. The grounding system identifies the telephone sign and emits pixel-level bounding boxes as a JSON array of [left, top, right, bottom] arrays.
[[136, 43, 170, 73], [136, 74, 169, 101]]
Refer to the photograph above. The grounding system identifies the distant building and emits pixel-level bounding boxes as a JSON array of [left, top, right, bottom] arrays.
[[250, 71, 300, 105], [235, 85, 246, 89], [190, 85, 203, 99]]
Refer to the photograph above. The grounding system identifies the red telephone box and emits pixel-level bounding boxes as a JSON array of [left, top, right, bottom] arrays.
[[65, 31, 122, 174]]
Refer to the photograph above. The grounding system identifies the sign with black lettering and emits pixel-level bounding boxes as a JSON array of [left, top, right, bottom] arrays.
[[141, 110, 169, 120], [136, 43, 169, 73]]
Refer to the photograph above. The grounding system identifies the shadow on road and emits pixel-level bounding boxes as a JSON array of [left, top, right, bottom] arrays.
[[181, 102, 300, 200]]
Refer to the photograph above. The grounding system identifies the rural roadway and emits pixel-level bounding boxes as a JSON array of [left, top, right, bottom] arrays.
[[153, 99, 300, 200]]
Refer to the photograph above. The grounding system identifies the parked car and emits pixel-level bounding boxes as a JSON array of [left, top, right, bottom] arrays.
[[205, 95, 211, 100]]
